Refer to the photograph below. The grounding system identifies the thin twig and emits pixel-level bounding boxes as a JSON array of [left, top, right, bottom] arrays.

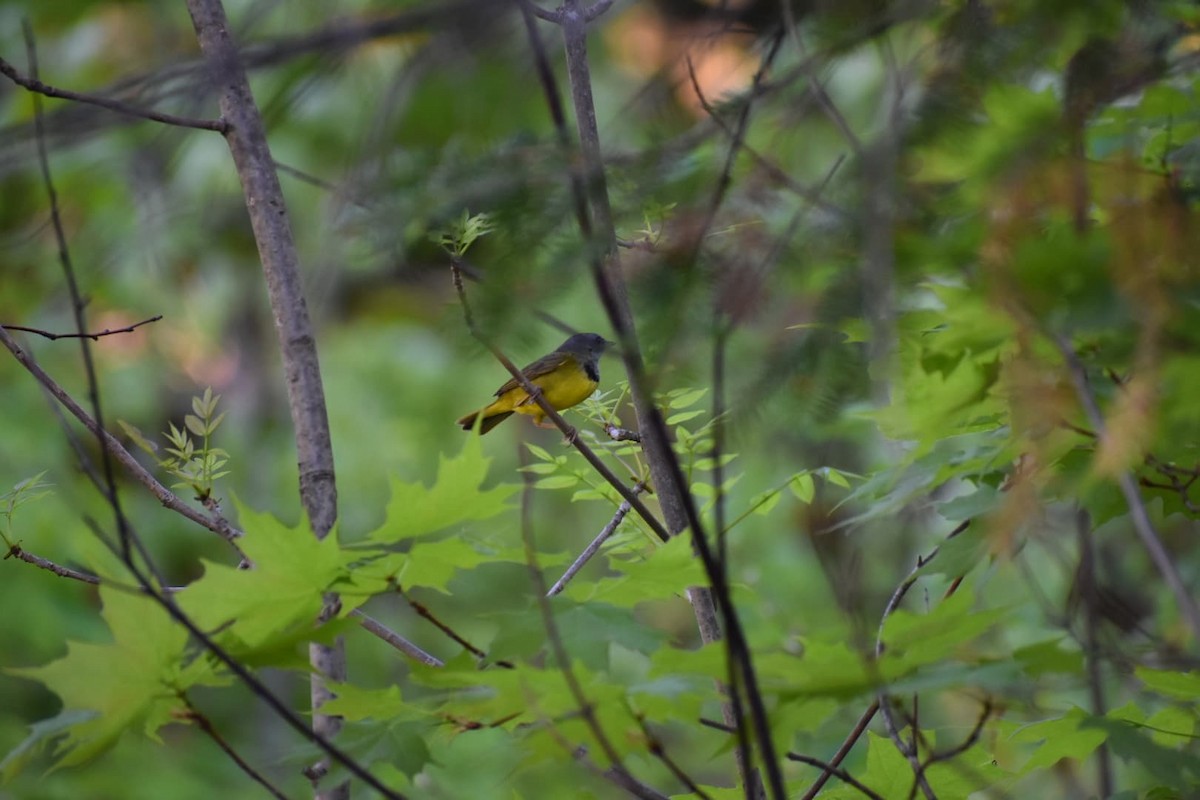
[[349, 610, 444, 667], [803, 521, 970, 799], [799, 701, 879, 799], [0, 56, 228, 132], [399, 587, 513, 669], [181, 695, 290, 800], [517, 448, 660, 794], [916, 700, 993, 773], [786, 753, 885, 800], [449, 259, 669, 543], [0, 327, 245, 542], [0, 315, 163, 341], [634, 713, 715, 800], [1054, 334, 1200, 642], [4, 544, 101, 584], [1075, 508, 1114, 797], [547, 483, 644, 596], [685, 61, 847, 220], [522, 6, 786, 796], [7, 539, 440, 671], [562, 739, 672, 800], [702, 717, 885, 800], [780, 8, 864, 156], [688, 30, 787, 266], [23, 22, 161, 580], [872, 524, 977, 800]]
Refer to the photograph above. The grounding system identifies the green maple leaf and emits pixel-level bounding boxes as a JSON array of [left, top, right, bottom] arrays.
[[178, 502, 344, 649], [8, 586, 220, 770], [367, 436, 518, 543]]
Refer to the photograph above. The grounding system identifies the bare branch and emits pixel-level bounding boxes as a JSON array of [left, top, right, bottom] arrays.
[[350, 610, 444, 667], [399, 586, 514, 669], [786, 752, 885, 800], [449, 259, 669, 542], [547, 483, 644, 596], [0, 315, 163, 341], [181, 695, 291, 800], [526, 2, 563, 23], [703, 717, 885, 800], [184, 1, 347, 793], [0, 327, 245, 543], [23, 21, 162, 580], [872, 523, 976, 800], [4, 544, 101, 584], [517, 456, 663, 796], [583, 0, 616, 22], [1074, 509, 1114, 796], [0, 56, 228, 132], [634, 713, 715, 800], [799, 701, 880, 799], [520, 4, 787, 795], [1054, 334, 1200, 642]]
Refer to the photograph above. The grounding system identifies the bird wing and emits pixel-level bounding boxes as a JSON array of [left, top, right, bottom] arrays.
[[492, 351, 572, 397]]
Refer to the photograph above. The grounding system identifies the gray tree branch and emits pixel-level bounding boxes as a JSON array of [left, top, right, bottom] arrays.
[[183, 1, 345, 797]]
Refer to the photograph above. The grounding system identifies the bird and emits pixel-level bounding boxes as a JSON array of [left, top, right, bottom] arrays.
[[457, 333, 613, 434]]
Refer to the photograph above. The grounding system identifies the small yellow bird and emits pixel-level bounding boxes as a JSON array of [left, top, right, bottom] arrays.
[[457, 333, 612, 434]]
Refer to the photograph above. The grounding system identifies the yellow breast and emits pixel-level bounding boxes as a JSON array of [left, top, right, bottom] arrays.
[[507, 363, 597, 421]]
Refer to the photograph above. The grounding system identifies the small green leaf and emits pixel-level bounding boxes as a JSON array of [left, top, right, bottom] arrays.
[[518, 462, 559, 475], [184, 414, 206, 437], [535, 475, 579, 490], [1012, 708, 1107, 772], [750, 489, 782, 516], [692, 454, 738, 470], [822, 468, 851, 489], [789, 473, 815, 504], [667, 388, 708, 409], [207, 410, 227, 434], [525, 443, 554, 462], [117, 421, 159, 455], [1136, 667, 1200, 699], [666, 409, 704, 425]]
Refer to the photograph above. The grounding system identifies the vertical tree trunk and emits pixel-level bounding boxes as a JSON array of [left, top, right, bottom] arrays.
[[182, 2, 346, 797]]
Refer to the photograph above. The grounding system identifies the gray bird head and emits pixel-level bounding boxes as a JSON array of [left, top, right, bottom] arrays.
[[556, 332, 612, 362]]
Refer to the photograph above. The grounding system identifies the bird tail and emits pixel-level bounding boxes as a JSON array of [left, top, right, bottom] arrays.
[[457, 410, 513, 434]]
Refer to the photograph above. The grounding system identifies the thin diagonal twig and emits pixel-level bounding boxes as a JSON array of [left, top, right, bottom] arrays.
[[181, 695, 290, 800], [1054, 334, 1200, 642], [547, 482, 645, 596], [0, 56, 228, 132], [521, 6, 785, 796], [349, 610, 443, 667], [449, 259, 669, 543], [518, 448, 664, 796]]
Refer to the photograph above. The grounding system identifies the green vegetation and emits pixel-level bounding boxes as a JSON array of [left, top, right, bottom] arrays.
[[2, 1, 1199, 798]]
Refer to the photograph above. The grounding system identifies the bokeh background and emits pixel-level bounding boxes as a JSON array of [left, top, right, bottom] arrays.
[[2, 0, 1199, 797]]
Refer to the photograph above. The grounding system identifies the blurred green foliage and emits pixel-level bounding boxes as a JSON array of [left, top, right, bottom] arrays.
[[2, 0, 1200, 798]]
